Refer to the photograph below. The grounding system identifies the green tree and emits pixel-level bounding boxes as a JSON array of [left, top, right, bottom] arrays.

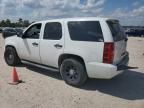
[[23, 20, 30, 27], [11, 23, 16, 28], [0, 20, 6, 27], [18, 18, 23, 27], [0, 18, 31, 27], [5, 19, 11, 27]]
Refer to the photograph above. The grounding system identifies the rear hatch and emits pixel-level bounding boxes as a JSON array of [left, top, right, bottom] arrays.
[[107, 20, 128, 65]]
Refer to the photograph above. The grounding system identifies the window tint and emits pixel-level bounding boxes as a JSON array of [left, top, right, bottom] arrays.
[[68, 21, 104, 42], [107, 20, 126, 41], [44, 22, 62, 40], [24, 23, 41, 39]]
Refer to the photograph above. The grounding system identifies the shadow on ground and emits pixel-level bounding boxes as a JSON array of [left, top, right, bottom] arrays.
[[20, 64, 144, 100], [81, 70, 144, 100], [25, 65, 62, 80]]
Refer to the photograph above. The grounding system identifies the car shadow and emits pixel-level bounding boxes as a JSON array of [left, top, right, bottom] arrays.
[[18, 64, 144, 100], [16, 63, 26, 67], [81, 70, 144, 100], [25, 65, 62, 80]]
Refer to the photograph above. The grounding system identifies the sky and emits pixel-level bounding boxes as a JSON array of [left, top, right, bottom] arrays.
[[0, 0, 144, 26]]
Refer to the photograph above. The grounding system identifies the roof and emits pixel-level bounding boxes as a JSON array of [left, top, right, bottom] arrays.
[[35, 17, 112, 23]]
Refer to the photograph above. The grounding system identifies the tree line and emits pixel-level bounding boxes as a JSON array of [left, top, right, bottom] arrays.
[[0, 18, 31, 28]]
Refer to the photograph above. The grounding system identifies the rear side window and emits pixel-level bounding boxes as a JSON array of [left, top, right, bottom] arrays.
[[68, 21, 104, 42], [107, 20, 126, 41], [44, 22, 62, 40]]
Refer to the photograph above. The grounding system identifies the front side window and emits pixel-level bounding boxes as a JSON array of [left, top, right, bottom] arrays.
[[68, 21, 104, 42], [24, 23, 42, 39], [43, 22, 62, 40]]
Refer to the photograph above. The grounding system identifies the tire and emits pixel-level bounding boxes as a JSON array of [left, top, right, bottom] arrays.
[[60, 58, 87, 87], [4, 47, 21, 66]]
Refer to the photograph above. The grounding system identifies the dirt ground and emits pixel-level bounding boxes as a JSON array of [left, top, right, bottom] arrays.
[[0, 34, 144, 108]]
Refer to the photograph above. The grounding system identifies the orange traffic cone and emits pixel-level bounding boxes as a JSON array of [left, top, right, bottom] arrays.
[[9, 67, 23, 85]]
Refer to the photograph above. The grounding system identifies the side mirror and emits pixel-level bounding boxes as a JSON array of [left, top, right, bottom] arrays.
[[17, 32, 23, 38], [21, 33, 27, 39]]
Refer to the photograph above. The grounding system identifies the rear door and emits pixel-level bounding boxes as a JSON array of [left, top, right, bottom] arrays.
[[107, 20, 127, 64], [65, 20, 104, 63], [40, 21, 64, 68]]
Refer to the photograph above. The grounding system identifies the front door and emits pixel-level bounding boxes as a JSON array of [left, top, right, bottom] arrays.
[[18, 23, 42, 63]]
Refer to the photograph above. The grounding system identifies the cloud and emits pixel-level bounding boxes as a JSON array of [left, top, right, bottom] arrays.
[[107, 6, 144, 26], [0, 0, 144, 26], [110, 6, 144, 18], [132, 6, 144, 17], [132, 1, 140, 7], [22, 0, 44, 9], [0, 0, 106, 21], [22, 0, 106, 20]]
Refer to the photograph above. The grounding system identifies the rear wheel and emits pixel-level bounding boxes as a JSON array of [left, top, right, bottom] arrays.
[[4, 47, 21, 66], [60, 58, 87, 87]]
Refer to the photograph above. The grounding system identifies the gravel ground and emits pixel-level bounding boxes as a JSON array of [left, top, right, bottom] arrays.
[[0, 34, 144, 108]]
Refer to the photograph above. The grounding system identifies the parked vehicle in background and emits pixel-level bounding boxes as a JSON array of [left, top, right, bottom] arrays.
[[15, 28, 23, 36], [15, 28, 23, 34], [125, 29, 144, 37], [2, 27, 23, 39], [2, 28, 16, 39], [4, 17, 131, 86]]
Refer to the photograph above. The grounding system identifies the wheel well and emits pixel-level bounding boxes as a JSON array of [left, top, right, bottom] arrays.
[[5, 45, 16, 51], [5, 45, 18, 55], [58, 54, 86, 69]]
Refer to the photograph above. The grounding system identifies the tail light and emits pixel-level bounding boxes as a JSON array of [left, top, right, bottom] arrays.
[[103, 43, 114, 64]]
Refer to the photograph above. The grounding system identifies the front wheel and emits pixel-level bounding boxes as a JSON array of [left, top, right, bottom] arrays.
[[4, 47, 21, 66], [60, 59, 87, 87]]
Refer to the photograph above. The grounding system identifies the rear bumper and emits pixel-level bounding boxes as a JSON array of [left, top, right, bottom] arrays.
[[86, 52, 129, 79]]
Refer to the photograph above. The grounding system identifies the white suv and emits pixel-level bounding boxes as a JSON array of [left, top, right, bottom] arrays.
[[4, 17, 129, 86]]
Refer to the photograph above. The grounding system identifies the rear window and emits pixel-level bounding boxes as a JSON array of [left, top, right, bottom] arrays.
[[107, 20, 126, 41], [68, 21, 104, 42]]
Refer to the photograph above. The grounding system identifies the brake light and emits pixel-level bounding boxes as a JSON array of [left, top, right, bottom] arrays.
[[103, 43, 114, 64]]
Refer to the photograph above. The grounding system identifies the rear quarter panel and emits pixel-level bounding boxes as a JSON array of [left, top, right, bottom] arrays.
[[63, 19, 104, 66]]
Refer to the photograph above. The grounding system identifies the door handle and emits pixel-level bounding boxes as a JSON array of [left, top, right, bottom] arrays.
[[54, 44, 63, 48], [32, 42, 38, 46]]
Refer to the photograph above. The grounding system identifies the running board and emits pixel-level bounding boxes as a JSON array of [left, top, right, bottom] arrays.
[[21, 60, 59, 72]]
